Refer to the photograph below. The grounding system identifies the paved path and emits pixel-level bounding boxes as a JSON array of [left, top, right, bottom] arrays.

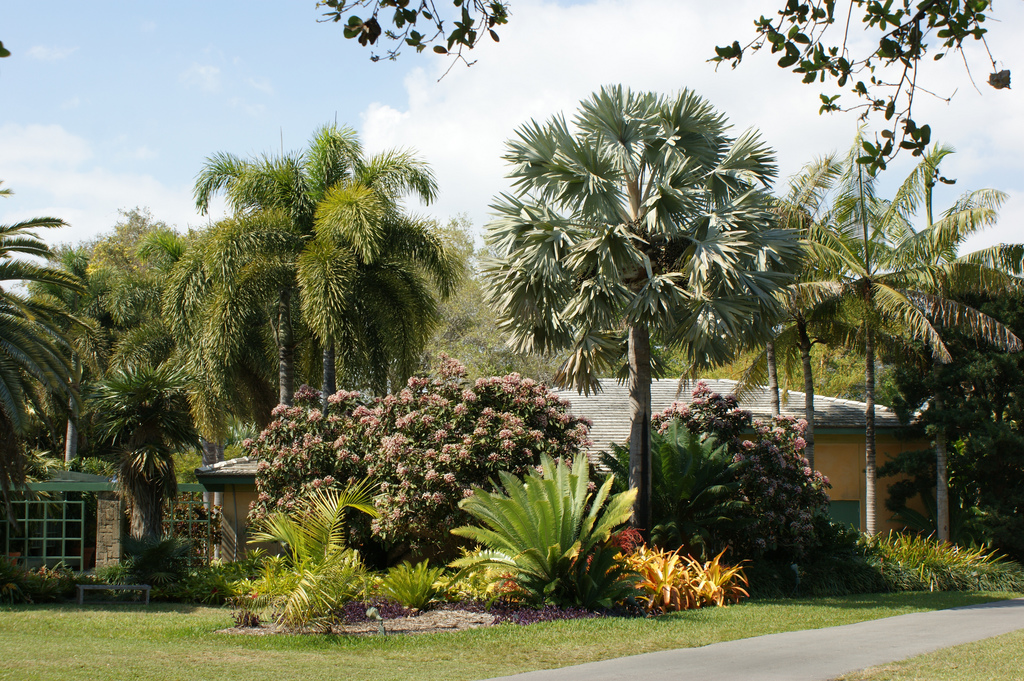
[[484, 598, 1024, 681]]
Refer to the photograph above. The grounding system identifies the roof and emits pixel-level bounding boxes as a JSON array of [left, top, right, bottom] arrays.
[[194, 456, 259, 489], [553, 378, 905, 455]]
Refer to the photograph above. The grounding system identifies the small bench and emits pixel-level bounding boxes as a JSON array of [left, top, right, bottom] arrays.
[[77, 584, 151, 605]]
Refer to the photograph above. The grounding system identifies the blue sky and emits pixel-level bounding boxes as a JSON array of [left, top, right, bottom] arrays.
[[2, 1, 1022, 252]]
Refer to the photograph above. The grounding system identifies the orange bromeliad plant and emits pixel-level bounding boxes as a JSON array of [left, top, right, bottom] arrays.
[[623, 544, 748, 613]]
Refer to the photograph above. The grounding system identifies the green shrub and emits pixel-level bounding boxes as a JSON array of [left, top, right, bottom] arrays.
[[95, 535, 193, 596], [864, 532, 1024, 593], [451, 454, 638, 609], [379, 560, 447, 610], [240, 484, 377, 629]]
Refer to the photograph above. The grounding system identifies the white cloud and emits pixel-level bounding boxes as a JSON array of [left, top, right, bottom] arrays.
[[247, 77, 274, 95], [27, 45, 78, 61], [180, 63, 222, 93], [0, 123, 215, 246], [358, 0, 1024, 252]]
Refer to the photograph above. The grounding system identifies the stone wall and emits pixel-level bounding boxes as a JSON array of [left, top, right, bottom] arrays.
[[94, 492, 123, 568]]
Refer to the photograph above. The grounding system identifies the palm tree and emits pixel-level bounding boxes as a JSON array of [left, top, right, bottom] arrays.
[[0, 185, 80, 513], [192, 124, 457, 402], [94, 365, 199, 541], [740, 155, 845, 468], [483, 86, 803, 534], [813, 140, 1022, 535]]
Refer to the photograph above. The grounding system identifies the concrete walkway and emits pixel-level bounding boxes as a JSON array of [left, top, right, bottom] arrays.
[[484, 598, 1024, 681]]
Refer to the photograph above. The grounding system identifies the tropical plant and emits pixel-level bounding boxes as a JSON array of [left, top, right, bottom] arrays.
[[379, 560, 447, 610], [97, 535, 194, 591], [483, 85, 803, 534], [190, 123, 459, 405], [862, 532, 1024, 593], [653, 383, 831, 558], [93, 365, 199, 540], [810, 140, 1023, 534], [622, 544, 748, 612], [451, 453, 638, 609], [243, 482, 378, 629], [603, 420, 748, 559], [247, 357, 590, 558], [0, 186, 80, 511]]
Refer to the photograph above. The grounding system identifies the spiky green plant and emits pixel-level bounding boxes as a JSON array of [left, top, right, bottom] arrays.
[[451, 453, 638, 609], [379, 560, 447, 610], [245, 481, 378, 629]]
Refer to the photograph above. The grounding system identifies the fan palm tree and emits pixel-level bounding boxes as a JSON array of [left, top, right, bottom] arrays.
[[0, 184, 80, 513], [811, 140, 1022, 535], [483, 86, 803, 534], [94, 365, 199, 541], [191, 124, 458, 402]]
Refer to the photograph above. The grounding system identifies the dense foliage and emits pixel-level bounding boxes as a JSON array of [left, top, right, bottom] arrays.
[[651, 383, 831, 558], [884, 290, 1024, 562], [247, 356, 590, 557]]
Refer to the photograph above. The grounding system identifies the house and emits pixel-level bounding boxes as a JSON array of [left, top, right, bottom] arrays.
[[552, 378, 926, 533]]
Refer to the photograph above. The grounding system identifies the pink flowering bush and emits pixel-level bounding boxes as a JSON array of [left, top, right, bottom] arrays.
[[653, 382, 831, 557], [246, 356, 590, 558]]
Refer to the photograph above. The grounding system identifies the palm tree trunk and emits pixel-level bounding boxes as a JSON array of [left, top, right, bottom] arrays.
[[322, 344, 336, 410], [627, 324, 653, 540], [864, 325, 877, 535], [131, 492, 164, 542], [64, 396, 78, 463], [796, 317, 815, 469], [766, 340, 780, 417], [277, 289, 295, 406], [934, 392, 950, 542]]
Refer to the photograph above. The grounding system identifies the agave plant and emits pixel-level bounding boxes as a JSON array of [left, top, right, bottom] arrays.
[[243, 480, 379, 629], [451, 454, 638, 609]]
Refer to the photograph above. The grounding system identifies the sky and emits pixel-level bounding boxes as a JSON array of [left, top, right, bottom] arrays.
[[2, 0, 1021, 254]]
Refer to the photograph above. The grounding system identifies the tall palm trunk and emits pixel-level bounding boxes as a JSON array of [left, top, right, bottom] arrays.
[[796, 316, 816, 469], [627, 324, 653, 540], [322, 344, 336, 410], [64, 396, 78, 463], [934, 392, 950, 542], [277, 289, 295, 406], [130, 491, 164, 542], [766, 340, 780, 417], [864, 325, 877, 534]]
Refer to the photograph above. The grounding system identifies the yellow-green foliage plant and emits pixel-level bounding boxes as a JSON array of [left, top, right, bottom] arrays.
[[684, 550, 749, 606], [451, 454, 638, 609], [624, 545, 748, 613], [243, 480, 378, 629], [380, 560, 447, 610]]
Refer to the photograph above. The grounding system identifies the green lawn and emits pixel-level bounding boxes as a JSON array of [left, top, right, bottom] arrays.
[[836, 628, 1024, 681], [0, 592, 1018, 681]]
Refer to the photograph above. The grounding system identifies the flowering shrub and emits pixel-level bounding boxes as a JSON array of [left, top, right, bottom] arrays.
[[653, 382, 831, 557], [246, 356, 590, 557]]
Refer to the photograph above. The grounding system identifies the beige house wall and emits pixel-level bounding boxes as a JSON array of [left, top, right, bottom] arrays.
[[815, 433, 929, 533]]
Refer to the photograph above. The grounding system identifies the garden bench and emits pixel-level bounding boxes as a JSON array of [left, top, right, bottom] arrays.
[[77, 584, 151, 605]]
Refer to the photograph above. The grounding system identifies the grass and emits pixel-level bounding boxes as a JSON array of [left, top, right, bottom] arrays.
[[0, 592, 1018, 681], [836, 628, 1024, 681]]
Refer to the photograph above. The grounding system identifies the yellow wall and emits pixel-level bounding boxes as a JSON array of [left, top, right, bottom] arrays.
[[815, 433, 929, 533]]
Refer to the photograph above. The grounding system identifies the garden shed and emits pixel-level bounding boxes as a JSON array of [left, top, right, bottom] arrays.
[[553, 378, 926, 533]]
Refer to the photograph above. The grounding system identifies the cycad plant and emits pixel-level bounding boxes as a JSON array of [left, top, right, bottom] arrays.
[[603, 421, 749, 558], [451, 454, 638, 609], [245, 481, 378, 629]]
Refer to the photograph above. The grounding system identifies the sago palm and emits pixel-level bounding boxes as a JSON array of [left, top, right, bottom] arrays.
[[484, 86, 803, 533]]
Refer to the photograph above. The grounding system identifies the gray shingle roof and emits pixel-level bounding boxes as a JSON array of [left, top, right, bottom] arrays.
[[194, 456, 259, 478], [554, 378, 904, 455]]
